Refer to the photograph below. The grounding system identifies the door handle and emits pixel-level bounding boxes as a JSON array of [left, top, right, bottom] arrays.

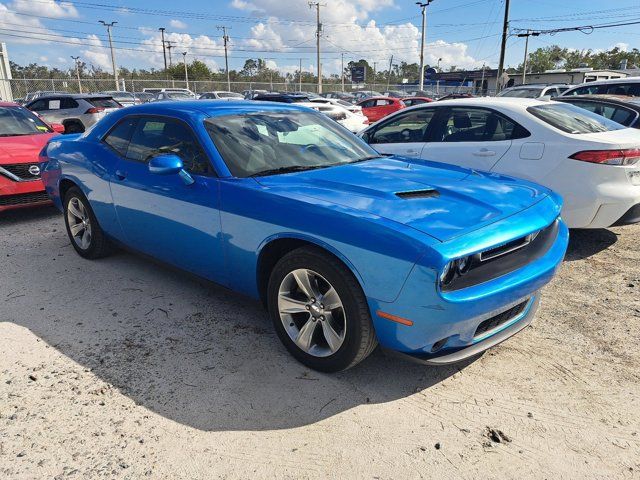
[[473, 149, 496, 157], [115, 169, 127, 180], [404, 149, 420, 156]]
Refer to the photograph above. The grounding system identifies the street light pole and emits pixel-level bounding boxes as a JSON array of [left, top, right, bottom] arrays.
[[71, 56, 82, 93], [99, 20, 119, 90], [516, 29, 539, 85], [416, 1, 434, 92], [182, 52, 189, 90]]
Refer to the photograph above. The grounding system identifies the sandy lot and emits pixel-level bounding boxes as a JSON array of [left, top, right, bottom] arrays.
[[1, 206, 639, 479]]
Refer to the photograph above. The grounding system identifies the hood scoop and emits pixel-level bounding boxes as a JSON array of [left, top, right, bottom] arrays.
[[395, 189, 440, 199]]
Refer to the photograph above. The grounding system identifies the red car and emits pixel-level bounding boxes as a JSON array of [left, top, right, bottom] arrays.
[[402, 96, 434, 107], [356, 96, 406, 123], [0, 102, 64, 212]]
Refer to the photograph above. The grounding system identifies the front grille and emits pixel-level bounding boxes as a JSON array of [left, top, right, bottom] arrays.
[[474, 300, 528, 338], [0, 163, 41, 181], [0, 191, 50, 207]]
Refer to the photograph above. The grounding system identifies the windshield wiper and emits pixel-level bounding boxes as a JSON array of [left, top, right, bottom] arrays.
[[249, 165, 328, 177], [347, 155, 386, 164]]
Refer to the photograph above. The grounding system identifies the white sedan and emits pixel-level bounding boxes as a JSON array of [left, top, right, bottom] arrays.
[[304, 102, 369, 133], [359, 97, 640, 229]]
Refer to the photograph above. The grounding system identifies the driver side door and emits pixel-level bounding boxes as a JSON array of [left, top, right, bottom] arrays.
[[105, 115, 225, 283], [366, 107, 438, 158]]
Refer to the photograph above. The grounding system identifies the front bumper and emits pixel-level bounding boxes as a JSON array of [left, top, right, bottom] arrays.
[[384, 295, 539, 365], [0, 171, 51, 212], [369, 206, 568, 362]]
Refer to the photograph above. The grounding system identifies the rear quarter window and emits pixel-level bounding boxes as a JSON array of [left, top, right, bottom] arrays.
[[89, 97, 121, 108], [528, 103, 625, 134]]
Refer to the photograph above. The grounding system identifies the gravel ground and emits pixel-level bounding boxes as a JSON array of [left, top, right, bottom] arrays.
[[1, 206, 639, 479]]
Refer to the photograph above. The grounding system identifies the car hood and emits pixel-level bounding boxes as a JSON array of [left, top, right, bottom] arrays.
[[0, 133, 56, 164], [255, 157, 550, 242]]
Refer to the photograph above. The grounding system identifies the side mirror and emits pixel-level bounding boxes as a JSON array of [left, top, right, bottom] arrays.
[[51, 123, 65, 133], [148, 154, 194, 185]]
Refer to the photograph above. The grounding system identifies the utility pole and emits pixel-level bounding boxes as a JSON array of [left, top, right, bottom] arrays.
[[341, 53, 345, 92], [99, 20, 119, 90], [386, 54, 393, 91], [182, 52, 189, 90], [373, 61, 377, 90], [217, 26, 231, 91], [71, 56, 82, 93], [309, 2, 324, 94], [299, 58, 303, 92], [496, 0, 511, 93], [416, 1, 434, 91], [480, 62, 486, 95], [159, 27, 167, 71], [516, 29, 539, 85], [166, 41, 173, 67]]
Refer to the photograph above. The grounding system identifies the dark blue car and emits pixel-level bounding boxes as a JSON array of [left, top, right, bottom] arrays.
[[41, 101, 569, 372]]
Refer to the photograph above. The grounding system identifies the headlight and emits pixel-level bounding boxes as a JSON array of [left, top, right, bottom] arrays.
[[440, 254, 475, 287]]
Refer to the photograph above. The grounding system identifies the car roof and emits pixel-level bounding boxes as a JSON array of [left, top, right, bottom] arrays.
[[102, 100, 317, 118], [556, 94, 640, 106], [358, 96, 400, 102], [28, 93, 113, 100], [412, 96, 546, 109], [568, 77, 639, 87]]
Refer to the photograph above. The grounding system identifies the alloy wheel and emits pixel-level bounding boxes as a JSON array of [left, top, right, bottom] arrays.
[[66, 197, 92, 250], [277, 268, 346, 357]]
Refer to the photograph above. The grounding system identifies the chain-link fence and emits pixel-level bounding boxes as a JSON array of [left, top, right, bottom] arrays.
[[1, 77, 491, 102]]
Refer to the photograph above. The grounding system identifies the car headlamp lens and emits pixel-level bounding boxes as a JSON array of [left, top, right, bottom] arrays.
[[457, 255, 472, 275], [440, 261, 456, 286]]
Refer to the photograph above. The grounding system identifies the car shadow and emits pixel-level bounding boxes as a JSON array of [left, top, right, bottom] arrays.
[[565, 228, 618, 262], [7, 228, 471, 432]]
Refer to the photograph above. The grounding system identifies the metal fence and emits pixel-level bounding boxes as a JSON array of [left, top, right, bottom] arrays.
[[1, 77, 492, 101]]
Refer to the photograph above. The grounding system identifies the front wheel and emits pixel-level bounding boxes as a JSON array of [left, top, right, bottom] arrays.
[[63, 187, 112, 259], [267, 246, 377, 372]]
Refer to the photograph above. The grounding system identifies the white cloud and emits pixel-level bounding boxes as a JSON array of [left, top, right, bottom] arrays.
[[169, 19, 187, 29], [8, 0, 78, 18]]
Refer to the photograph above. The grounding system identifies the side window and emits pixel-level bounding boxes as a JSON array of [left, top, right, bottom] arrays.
[[569, 85, 606, 96], [438, 108, 528, 142], [547, 88, 559, 98], [28, 99, 47, 111], [103, 117, 137, 156], [47, 99, 62, 110], [125, 117, 214, 176], [369, 109, 437, 144], [60, 98, 79, 109], [566, 101, 636, 126], [361, 100, 374, 108]]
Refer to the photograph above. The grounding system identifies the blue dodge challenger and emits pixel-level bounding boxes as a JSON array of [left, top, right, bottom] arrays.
[[41, 101, 568, 372]]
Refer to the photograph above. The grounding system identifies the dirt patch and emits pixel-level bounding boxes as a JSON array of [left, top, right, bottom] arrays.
[[1, 207, 639, 479]]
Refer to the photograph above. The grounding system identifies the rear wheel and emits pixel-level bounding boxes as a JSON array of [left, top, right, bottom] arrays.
[[63, 187, 112, 259], [267, 246, 377, 372]]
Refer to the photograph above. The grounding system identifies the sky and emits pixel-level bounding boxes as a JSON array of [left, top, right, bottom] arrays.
[[1, 0, 639, 77]]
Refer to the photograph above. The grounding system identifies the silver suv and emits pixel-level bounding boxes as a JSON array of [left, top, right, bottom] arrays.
[[497, 84, 570, 98], [25, 94, 121, 133]]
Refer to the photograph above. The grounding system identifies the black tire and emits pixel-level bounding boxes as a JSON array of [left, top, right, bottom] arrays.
[[63, 187, 112, 259], [267, 246, 378, 372]]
